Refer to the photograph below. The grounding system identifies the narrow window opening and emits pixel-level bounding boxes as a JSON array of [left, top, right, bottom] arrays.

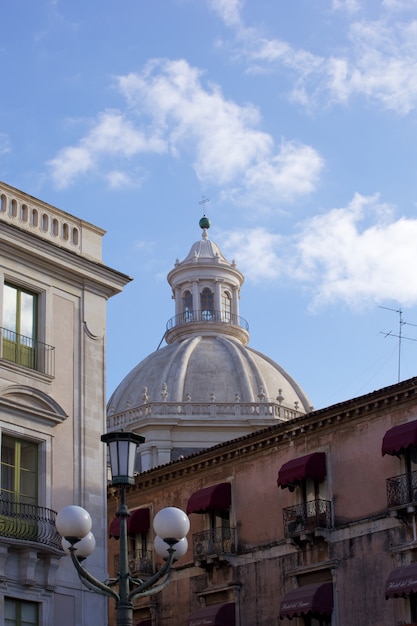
[[201, 288, 214, 321], [182, 290, 193, 322], [20, 204, 28, 222]]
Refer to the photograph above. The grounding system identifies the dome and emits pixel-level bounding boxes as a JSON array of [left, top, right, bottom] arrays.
[[106, 217, 313, 470], [107, 335, 311, 412]]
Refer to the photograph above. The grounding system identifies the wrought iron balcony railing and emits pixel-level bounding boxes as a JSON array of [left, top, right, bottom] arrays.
[[166, 310, 249, 332], [114, 549, 154, 576], [192, 526, 236, 561], [0, 328, 55, 376], [386, 470, 417, 509], [283, 499, 332, 538], [0, 498, 62, 551]]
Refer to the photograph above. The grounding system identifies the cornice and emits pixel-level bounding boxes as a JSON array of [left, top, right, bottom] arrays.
[[0, 220, 131, 295], [120, 376, 417, 497]]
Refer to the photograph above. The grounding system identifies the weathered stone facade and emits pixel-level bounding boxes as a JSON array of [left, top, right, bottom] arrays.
[[107, 376, 417, 626], [0, 181, 130, 626]]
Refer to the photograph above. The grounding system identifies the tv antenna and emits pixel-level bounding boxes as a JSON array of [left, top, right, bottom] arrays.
[[379, 306, 417, 382]]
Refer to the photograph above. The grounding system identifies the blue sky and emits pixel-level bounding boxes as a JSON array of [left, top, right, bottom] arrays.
[[2, 0, 417, 410]]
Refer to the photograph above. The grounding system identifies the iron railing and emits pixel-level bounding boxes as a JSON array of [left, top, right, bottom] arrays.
[[283, 499, 332, 538], [0, 328, 55, 376], [0, 498, 62, 550], [192, 526, 236, 561], [114, 549, 154, 576], [166, 310, 249, 332], [386, 471, 417, 509]]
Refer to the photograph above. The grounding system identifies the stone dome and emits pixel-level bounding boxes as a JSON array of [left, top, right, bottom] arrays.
[[106, 218, 313, 470], [107, 334, 311, 412]]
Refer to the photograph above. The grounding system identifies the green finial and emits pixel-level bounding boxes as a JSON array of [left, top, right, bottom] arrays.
[[199, 216, 210, 229]]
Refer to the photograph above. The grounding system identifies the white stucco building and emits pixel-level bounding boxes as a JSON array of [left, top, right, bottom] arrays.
[[0, 181, 130, 626], [107, 216, 312, 471]]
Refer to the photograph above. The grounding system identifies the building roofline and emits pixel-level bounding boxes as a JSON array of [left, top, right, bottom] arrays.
[[120, 375, 417, 496]]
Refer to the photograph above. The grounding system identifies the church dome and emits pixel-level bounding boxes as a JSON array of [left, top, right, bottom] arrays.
[[107, 334, 311, 412], [107, 215, 312, 470]]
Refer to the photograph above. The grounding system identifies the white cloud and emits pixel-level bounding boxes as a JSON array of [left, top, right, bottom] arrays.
[[118, 59, 323, 203], [48, 110, 166, 188], [224, 194, 417, 311], [208, 0, 244, 27], [221, 227, 284, 281], [242, 140, 324, 204], [294, 194, 417, 309], [117, 59, 271, 185], [211, 0, 417, 114], [49, 58, 323, 204]]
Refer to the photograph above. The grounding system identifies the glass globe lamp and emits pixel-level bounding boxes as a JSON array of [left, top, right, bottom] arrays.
[[154, 535, 188, 561], [62, 531, 96, 558], [153, 507, 190, 543], [55, 505, 92, 541]]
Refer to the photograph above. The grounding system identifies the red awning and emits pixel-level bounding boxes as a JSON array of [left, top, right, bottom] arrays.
[[109, 508, 150, 539], [129, 508, 150, 535], [189, 603, 235, 626], [279, 582, 333, 620], [385, 563, 417, 598], [109, 516, 121, 539], [187, 483, 231, 514], [382, 420, 417, 456], [277, 452, 326, 490]]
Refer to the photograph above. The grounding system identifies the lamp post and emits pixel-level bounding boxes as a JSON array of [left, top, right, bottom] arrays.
[[56, 431, 190, 626]]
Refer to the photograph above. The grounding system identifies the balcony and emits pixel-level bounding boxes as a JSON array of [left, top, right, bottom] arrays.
[[192, 526, 236, 563], [0, 498, 62, 551], [386, 471, 417, 510], [283, 499, 332, 540], [114, 549, 154, 576], [0, 328, 55, 377], [165, 310, 249, 345]]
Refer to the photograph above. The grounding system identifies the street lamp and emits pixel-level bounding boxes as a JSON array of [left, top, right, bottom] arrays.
[[56, 431, 190, 626]]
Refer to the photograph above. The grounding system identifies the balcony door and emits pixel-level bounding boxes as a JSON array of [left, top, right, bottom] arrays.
[[1, 435, 38, 539], [3, 283, 37, 369]]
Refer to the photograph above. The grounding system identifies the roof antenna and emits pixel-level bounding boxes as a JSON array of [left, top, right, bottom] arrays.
[[379, 306, 417, 382]]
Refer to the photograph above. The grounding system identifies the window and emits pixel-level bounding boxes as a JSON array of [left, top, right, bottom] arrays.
[[383, 421, 417, 508], [1, 435, 38, 506], [0, 435, 38, 541], [2, 283, 38, 369], [201, 288, 214, 320], [221, 291, 231, 322], [210, 508, 232, 553], [182, 290, 193, 322], [278, 453, 331, 538], [5, 598, 39, 626], [187, 484, 234, 559]]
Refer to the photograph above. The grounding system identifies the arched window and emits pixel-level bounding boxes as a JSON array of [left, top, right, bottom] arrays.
[[10, 199, 17, 218], [201, 288, 214, 321], [20, 204, 28, 222], [41, 213, 49, 232], [222, 291, 231, 323], [30, 209, 38, 227], [182, 290, 193, 322]]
